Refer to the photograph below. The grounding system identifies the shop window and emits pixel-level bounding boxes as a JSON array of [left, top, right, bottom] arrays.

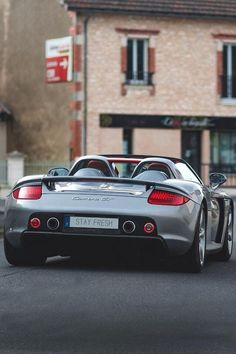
[[211, 131, 236, 173], [222, 44, 236, 99], [123, 129, 133, 154], [126, 39, 151, 85], [121, 129, 133, 176]]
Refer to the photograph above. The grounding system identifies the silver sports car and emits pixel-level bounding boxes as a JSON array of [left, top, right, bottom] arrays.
[[3, 154, 234, 272]]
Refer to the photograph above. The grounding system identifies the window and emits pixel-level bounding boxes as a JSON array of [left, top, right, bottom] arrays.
[[222, 44, 236, 99], [211, 131, 236, 173], [123, 129, 132, 154], [126, 38, 151, 85]]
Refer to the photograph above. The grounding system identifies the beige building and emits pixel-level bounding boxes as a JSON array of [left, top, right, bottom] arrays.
[[1, 0, 236, 181], [62, 0, 236, 178]]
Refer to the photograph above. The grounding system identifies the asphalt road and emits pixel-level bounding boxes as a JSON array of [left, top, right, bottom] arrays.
[[1, 235, 236, 354]]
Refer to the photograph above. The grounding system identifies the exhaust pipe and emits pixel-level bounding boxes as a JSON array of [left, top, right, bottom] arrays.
[[122, 220, 136, 234], [47, 217, 60, 231]]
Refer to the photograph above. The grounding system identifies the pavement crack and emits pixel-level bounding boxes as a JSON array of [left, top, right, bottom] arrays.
[[1, 269, 33, 278]]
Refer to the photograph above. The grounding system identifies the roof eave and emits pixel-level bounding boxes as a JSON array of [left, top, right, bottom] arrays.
[[65, 6, 236, 21]]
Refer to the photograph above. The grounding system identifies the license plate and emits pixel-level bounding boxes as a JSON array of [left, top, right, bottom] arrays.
[[64, 216, 119, 229]]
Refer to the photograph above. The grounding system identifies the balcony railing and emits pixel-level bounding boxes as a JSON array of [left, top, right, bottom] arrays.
[[221, 75, 236, 99], [125, 71, 153, 86]]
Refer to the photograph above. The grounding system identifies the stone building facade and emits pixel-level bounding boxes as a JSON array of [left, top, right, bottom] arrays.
[[62, 0, 236, 178], [1, 0, 236, 181]]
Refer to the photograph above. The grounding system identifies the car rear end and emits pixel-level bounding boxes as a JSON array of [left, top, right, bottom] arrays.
[[4, 176, 201, 260]]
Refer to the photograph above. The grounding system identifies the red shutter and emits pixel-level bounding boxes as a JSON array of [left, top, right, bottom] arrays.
[[121, 46, 127, 73], [148, 47, 155, 73], [217, 50, 223, 96]]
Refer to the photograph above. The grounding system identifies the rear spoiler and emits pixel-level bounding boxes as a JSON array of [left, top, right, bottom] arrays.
[[42, 176, 189, 196], [13, 176, 189, 197], [42, 176, 158, 191]]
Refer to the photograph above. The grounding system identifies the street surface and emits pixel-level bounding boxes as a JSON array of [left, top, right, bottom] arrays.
[[0, 234, 236, 354]]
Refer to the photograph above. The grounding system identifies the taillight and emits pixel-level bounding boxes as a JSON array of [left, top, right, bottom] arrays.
[[13, 186, 42, 200], [148, 190, 189, 206]]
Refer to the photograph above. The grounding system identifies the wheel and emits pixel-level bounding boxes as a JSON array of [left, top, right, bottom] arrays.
[[4, 237, 47, 266], [215, 206, 234, 261], [184, 206, 206, 273]]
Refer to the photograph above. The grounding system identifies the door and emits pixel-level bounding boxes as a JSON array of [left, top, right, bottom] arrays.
[[181, 130, 201, 176]]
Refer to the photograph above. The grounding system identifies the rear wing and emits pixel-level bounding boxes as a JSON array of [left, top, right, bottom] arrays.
[[13, 175, 189, 196], [42, 176, 189, 196], [42, 176, 158, 191]]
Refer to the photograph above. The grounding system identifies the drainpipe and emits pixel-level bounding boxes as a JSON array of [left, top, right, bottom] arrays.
[[83, 16, 90, 155]]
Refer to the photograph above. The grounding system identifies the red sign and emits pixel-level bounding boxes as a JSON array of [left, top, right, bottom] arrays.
[[46, 56, 69, 83]]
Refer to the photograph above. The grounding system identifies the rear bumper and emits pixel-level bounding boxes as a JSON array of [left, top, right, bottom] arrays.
[[21, 232, 168, 257], [5, 229, 192, 257], [4, 201, 199, 257]]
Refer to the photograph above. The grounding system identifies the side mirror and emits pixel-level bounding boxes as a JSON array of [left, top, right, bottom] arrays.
[[209, 173, 227, 189], [47, 167, 69, 176]]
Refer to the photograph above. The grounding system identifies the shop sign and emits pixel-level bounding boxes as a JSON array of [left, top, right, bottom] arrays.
[[100, 114, 236, 130], [45, 37, 73, 83]]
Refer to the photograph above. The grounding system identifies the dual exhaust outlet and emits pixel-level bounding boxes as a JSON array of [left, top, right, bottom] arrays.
[[30, 216, 155, 234]]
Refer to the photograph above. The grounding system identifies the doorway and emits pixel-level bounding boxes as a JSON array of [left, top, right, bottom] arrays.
[[123, 129, 133, 155], [182, 130, 201, 175]]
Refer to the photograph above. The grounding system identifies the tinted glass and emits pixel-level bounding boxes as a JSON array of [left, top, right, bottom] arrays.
[[127, 39, 133, 80], [137, 40, 144, 80]]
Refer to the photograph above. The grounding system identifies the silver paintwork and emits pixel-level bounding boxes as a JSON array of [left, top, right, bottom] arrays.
[[4, 155, 234, 265]]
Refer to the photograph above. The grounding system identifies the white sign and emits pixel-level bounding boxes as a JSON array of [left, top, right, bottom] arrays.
[[45, 36, 73, 83]]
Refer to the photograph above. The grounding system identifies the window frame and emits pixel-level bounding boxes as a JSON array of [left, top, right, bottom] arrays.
[[210, 130, 236, 174], [126, 37, 150, 86], [222, 42, 236, 100]]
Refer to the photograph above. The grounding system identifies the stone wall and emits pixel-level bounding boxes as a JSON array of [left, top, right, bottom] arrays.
[[0, 0, 71, 161]]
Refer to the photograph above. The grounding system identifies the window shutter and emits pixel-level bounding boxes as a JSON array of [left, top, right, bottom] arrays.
[[121, 46, 127, 73], [217, 50, 223, 96], [148, 47, 155, 73]]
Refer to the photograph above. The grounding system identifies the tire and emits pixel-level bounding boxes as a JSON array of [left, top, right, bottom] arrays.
[[184, 205, 206, 273], [215, 206, 234, 261], [4, 237, 47, 266]]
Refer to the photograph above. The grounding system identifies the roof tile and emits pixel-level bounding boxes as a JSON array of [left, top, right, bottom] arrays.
[[64, 0, 236, 19]]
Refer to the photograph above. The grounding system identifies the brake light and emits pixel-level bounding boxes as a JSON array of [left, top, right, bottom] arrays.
[[148, 190, 189, 205], [13, 186, 42, 200]]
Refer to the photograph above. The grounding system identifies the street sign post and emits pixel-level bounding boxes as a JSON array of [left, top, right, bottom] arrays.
[[45, 37, 73, 83]]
